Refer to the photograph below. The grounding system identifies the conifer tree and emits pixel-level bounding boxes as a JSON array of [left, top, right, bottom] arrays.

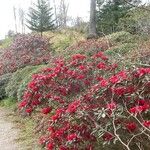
[[96, 0, 141, 35], [27, 0, 55, 36]]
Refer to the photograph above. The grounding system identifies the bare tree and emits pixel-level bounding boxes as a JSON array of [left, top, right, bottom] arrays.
[[18, 8, 25, 34], [57, 0, 69, 28], [13, 6, 18, 34], [88, 0, 97, 39], [53, 0, 59, 27]]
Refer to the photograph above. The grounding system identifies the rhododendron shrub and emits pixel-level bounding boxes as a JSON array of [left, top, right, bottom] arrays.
[[59, 39, 111, 60], [0, 34, 51, 75], [19, 51, 150, 150]]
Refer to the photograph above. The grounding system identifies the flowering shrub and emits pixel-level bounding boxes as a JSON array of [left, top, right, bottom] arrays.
[[19, 51, 150, 150], [59, 39, 111, 60], [0, 34, 51, 75], [6, 65, 45, 100]]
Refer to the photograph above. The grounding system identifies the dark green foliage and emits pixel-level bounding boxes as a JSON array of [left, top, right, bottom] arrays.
[[0, 73, 12, 100], [96, 0, 141, 34], [119, 6, 150, 35], [26, 0, 55, 36], [17, 65, 46, 101], [5, 65, 45, 100], [107, 31, 136, 44]]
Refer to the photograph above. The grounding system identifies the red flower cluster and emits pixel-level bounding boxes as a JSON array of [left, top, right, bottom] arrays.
[[41, 107, 52, 115], [0, 34, 51, 75], [125, 122, 137, 132], [19, 50, 150, 149]]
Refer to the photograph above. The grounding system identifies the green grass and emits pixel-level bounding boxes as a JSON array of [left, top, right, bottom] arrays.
[[0, 98, 16, 108]]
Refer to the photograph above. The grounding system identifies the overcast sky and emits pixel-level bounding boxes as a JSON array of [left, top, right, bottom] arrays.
[[0, 0, 149, 39], [0, 0, 90, 39]]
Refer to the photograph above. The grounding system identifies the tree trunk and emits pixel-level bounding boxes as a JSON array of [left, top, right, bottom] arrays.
[[88, 0, 97, 39], [40, 31, 43, 37]]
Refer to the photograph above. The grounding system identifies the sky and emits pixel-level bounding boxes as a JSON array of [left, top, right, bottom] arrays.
[[0, 0, 149, 39], [0, 0, 90, 39]]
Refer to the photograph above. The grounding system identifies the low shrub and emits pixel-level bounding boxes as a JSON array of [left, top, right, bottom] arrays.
[[17, 65, 46, 101], [6, 65, 45, 100], [128, 40, 150, 65], [105, 43, 137, 58], [44, 29, 85, 52], [107, 31, 136, 44], [0, 34, 51, 75], [0, 37, 12, 49], [0, 73, 12, 100], [0, 98, 16, 108], [58, 38, 111, 60], [19, 51, 150, 149]]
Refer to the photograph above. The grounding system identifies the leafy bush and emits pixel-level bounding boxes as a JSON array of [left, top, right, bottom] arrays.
[[6, 65, 45, 100], [0, 37, 12, 49], [107, 31, 136, 44], [58, 39, 111, 60], [19, 51, 150, 149], [119, 7, 150, 35], [0, 73, 12, 100], [45, 29, 85, 52], [0, 34, 51, 75], [0, 98, 16, 108], [17, 65, 46, 101], [129, 40, 150, 65], [105, 43, 137, 57]]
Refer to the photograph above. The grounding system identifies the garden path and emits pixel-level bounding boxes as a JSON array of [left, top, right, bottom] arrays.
[[0, 107, 20, 150]]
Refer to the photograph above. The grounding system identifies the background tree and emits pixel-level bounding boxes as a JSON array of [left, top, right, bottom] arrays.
[[26, 0, 55, 36], [88, 0, 97, 39], [18, 8, 25, 34], [13, 6, 18, 34], [57, 0, 69, 28], [96, 0, 141, 35]]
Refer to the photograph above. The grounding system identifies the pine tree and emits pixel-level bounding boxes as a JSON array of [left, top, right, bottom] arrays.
[[96, 0, 141, 35], [27, 0, 55, 36]]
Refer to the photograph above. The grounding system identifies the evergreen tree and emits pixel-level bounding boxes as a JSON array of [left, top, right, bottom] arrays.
[[27, 0, 55, 36], [96, 0, 141, 35]]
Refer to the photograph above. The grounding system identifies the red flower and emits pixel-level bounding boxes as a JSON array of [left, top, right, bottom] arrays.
[[67, 133, 77, 141], [112, 87, 126, 95], [97, 62, 107, 70], [46, 143, 54, 150], [78, 65, 86, 70], [102, 132, 113, 141], [99, 79, 109, 87], [129, 106, 143, 114], [66, 100, 80, 113], [31, 100, 41, 106], [51, 114, 60, 122], [39, 136, 48, 145], [125, 122, 137, 132], [41, 107, 52, 115], [129, 105, 149, 114], [25, 107, 32, 113], [18, 100, 27, 108], [72, 54, 86, 60], [138, 100, 146, 106], [59, 146, 68, 150], [143, 120, 150, 128], [106, 102, 117, 110], [93, 52, 103, 58], [133, 68, 150, 78], [117, 71, 127, 80], [76, 74, 85, 79], [109, 75, 119, 84], [47, 127, 54, 132]]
